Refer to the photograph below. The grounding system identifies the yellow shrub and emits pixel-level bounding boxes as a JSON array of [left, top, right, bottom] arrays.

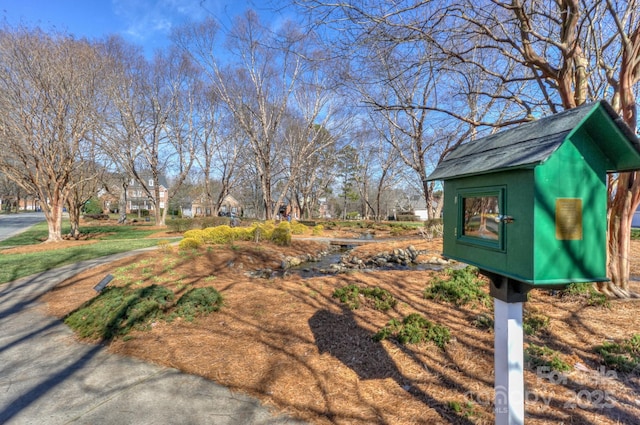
[[178, 237, 202, 250], [270, 222, 292, 246], [252, 223, 274, 242], [312, 224, 324, 236], [291, 222, 308, 235], [202, 225, 234, 244], [231, 226, 253, 241], [183, 229, 204, 242], [157, 239, 173, 252]]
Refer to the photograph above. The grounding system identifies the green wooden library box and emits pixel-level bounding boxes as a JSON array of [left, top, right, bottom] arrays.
[[428, 101, 640, 293]]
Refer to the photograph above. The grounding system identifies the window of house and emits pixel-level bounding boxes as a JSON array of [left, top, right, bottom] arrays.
[[149, 179, 154, 187]]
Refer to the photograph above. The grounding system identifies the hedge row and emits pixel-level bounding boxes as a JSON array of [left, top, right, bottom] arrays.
[[178, 221, 323, 249]]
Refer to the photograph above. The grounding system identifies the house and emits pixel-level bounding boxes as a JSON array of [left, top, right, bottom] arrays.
[[125, 175, 169, 214], [190, 194, 242, 217]]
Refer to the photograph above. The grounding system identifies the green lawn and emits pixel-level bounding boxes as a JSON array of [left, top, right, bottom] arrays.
[[0, 221, 176, 285]]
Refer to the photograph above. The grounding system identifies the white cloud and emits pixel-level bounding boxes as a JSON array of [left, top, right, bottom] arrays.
[[111, 0, 209, 42]]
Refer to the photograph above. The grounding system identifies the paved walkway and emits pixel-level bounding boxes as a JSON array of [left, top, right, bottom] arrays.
[[0, 250, 306, 425]]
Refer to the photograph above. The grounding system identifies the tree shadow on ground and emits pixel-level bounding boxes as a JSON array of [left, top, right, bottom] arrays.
[[309, 306, 474, 424]]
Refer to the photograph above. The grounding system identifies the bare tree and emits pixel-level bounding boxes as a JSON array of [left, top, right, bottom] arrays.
[[0, 26, 106, 241], [300, 0, 640, 295], [174, 13, 339, 219], [101, 38, 197, 226], [440, 0, 640, 295], [290, 125, 337, 219]]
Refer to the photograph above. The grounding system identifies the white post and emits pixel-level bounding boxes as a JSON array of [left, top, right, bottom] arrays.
[[494, 298, 525, 425]]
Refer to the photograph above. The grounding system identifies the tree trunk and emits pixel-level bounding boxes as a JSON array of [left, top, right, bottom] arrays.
[[602, 172, 640, 297], [44, 200, 64, 242], [67, 200, 81, 240]]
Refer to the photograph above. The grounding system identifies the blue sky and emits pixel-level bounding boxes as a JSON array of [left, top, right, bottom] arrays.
[[0, 0, 275, 55]]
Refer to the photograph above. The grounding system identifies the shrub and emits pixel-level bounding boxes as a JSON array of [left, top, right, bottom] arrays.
[[83, 213, 110, 220], [596, 334, 640, 373], [157, 239, 173, 253], [174, 287, 224, 321], [424, 266, 490, 306], [166, 218, 193, 233], [64, 285, 174, 340], [291, 222, 308, 235], [333, 284, 361, 309], [231, 226, 253, 241], [179, 237, 202, 250], [194, 216, 229, 229], [82, 197, 104, 215], [525, 344, 571, 373], [202, 225, 234, 244], [374, 313, 451, 349], [523, 312, 550, 336], [396, 213, 419, 221], [333, 284, 397, 311], [252, 224, 269, 242], [312, 224, 324, 235], [183, 229, 204, 243], [271, 222, 292, 246], [422, 219, 444, 240]]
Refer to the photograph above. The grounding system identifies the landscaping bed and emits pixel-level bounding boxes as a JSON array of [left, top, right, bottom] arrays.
[[39, 234, 640, 424]]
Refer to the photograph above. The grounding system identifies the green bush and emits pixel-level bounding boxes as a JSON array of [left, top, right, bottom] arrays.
[[82, 197, 104, 215], [396, 213, 419, 221], [424, 266, 490, 306], [374, 313, 450, 349], [166, 218, 194, 233], [174, 287, 224, 321], [191, 216, 227, 229], [596, 334, 640, 373], [179, 237, 202, 250], [65, 285, 175, 340], [333, 284, 397, 311]]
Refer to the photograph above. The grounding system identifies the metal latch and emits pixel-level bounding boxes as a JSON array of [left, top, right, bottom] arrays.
[[495, 215, 515, 223]]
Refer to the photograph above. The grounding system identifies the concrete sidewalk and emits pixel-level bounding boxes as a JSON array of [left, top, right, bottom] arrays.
[[0, 251, 306, 425]]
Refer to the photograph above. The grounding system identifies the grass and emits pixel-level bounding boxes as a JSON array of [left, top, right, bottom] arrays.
[[65, 284, 175, 340], [0, 220, 171, 285], [423, 266, 491, 307], [0, 239, 161, 284], [524, 344, 571, 373], [374, 313, 451, 349], [333, 284, 397, 311], [596, 334, 640, 373], [0, 222, 160, 247], [64, 284, 224, 339]]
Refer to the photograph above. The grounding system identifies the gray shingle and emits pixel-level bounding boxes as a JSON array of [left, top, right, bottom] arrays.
[[427, 101, 637, 180]]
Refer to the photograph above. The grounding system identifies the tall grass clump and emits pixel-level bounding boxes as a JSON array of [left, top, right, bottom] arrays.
[[424, 266, 490, 307]]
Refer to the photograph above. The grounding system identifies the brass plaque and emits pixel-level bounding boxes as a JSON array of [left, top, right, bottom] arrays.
[[555, 198, 582, 240]]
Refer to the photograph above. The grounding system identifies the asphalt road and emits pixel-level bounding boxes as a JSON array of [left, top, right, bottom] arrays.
[[0, 212, 45, 242]]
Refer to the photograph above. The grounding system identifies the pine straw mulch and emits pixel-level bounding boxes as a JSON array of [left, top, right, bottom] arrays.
[[40, 237, 640, 425]]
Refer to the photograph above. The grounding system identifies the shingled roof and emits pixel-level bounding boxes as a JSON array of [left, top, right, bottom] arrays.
[[427, 100, 640, 181]]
